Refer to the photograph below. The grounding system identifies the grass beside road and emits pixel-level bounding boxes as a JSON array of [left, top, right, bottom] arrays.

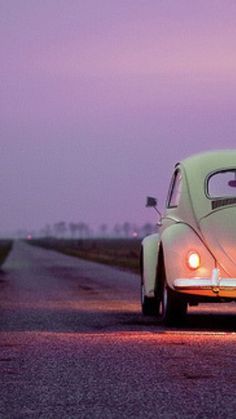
[[0, 240, 13, 267], [28, 238, 142, 273]]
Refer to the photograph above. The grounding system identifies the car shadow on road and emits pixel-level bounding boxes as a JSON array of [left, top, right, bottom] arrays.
[[121, 311, 236, 333], [180, 312, 236, 332]]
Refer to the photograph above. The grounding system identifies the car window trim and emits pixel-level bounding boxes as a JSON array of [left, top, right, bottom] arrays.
[[205, 167, 236, 200], [166, 168, 182, 209]]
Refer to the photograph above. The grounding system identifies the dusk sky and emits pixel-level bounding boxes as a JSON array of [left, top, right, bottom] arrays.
[[1, 1, 236, 234]]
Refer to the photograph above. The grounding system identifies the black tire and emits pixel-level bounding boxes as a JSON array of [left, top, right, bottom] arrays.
[[141, 283, 156, 316], [158, 280, 187, 326]]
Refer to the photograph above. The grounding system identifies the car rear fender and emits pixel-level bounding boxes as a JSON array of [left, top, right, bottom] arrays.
[[161, 223, 215, 291], [141, 233, 160, 297]]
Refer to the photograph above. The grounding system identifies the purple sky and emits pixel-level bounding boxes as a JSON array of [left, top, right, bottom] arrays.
[[1, 1, 236, 234]]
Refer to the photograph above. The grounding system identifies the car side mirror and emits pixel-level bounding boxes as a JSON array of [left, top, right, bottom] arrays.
[[146, 196, 162, 218], [146, 196, 158, 208]]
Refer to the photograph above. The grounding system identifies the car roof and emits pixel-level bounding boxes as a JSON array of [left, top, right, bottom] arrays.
[[178, 149, 236, 221]]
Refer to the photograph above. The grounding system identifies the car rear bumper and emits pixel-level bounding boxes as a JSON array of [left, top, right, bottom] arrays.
[[174, 268, 236, 297]]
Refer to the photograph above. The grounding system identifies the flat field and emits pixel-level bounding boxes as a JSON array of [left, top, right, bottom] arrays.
[[0, 240, 13, 267], [29, 238, 142, 272]]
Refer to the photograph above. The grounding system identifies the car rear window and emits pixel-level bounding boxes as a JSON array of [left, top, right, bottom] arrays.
[[207, 170, 236, 198]]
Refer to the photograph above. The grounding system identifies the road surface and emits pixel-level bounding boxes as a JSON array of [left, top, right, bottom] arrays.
[[0, 241, 236, 418]]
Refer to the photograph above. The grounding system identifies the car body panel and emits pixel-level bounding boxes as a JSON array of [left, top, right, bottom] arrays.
[[200, 206, 236, 277], [161, 222, 215, 294], [141, 149, 236, 307], [180, 150, 236, 220], [141, 233, 160, 297]]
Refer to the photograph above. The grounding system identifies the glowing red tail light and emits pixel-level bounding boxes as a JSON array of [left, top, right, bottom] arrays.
[[187, 251, 201, 270]]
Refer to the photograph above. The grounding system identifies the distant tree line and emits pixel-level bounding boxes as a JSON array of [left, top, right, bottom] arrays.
[[18, 221, 157, 240]]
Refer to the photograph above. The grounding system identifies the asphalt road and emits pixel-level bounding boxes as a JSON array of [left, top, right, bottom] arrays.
[[0, 241, 236, 418]]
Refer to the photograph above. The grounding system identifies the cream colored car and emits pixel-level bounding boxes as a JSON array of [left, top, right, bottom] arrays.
[[141, 150, 236, 325]]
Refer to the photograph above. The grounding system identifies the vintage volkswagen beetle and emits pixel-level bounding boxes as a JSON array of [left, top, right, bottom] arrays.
[[141, 150, 236, 325]]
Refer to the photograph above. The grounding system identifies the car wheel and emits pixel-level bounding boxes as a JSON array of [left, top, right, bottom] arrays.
[[141, 282, 156, 316], [159, 280, 187, 326]]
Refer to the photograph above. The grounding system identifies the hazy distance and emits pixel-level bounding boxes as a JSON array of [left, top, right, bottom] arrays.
[[1, 1, 236, 235]]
